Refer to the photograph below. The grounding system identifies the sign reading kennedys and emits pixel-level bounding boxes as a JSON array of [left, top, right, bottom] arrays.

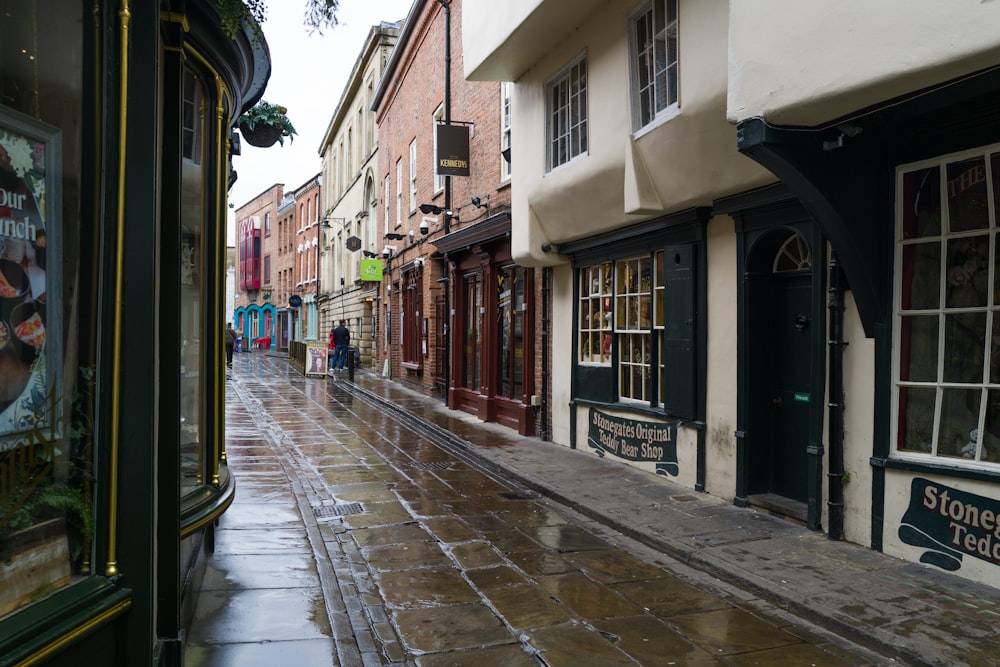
[[436, 123, 470, 177], [587, 408, 678, 476], [899, 478, 1000, 572]]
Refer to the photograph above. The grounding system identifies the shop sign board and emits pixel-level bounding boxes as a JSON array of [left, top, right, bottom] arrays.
[[900, 478, 1000, 572], [587, 408, 678, 476], [305, 343, 328, 377], [435, 123, 470, 177], [361, 259, 383, 281]]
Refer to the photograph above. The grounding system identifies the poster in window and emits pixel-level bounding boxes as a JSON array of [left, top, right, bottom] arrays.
[[0, 106, 62, 451]]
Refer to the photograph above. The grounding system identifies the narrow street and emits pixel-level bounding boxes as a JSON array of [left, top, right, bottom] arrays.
[[184, 353, 887, 666]]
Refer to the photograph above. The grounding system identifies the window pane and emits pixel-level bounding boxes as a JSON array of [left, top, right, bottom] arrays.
[[939, 388, 982, 459], [945, 236, 988, 308], [942, 312, 985, 383], [947, 157, 989, 233], [900, 242, 940, 310], [899, 315, 939, 382], [901, 167, 941, 239], [897, 386, 937, 453]]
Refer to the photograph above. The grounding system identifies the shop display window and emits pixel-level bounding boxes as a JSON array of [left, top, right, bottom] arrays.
[[895, 147, 1000, 466], [0, 1, 87, 618]]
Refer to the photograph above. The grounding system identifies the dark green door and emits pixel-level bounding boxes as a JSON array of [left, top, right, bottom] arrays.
[[747, 231, 814, 502]]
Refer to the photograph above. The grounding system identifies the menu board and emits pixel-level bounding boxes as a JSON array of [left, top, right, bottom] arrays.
[[0, 107, 61, 449]]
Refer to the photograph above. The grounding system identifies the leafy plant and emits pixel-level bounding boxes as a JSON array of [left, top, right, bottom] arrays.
[[217, 0, 341, 41], [0, 366, 96, 568], [238, 101, 297, 146]]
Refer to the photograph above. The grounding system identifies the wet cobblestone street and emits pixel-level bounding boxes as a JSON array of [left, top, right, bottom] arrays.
[[184, 355, 890, 666]]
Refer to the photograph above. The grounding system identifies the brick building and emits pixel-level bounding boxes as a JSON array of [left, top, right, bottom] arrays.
[[372, 0, 550, 437], [233, 183, 284, 349], [290, 175, 323, 341]]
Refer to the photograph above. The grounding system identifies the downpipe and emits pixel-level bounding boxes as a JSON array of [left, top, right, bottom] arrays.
[[827, 251, 847, 541]]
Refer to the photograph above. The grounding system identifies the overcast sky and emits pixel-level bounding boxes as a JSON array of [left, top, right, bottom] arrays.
[[227, 0, 414, 242]]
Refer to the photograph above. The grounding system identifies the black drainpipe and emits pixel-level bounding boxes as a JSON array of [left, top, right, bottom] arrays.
[[540, 267, 550, 441], [827, 251, 847, 540]]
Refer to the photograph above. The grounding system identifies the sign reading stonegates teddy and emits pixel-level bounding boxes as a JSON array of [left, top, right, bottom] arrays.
[[899, 478, 1000, 572], [587, 408, 678, 476]]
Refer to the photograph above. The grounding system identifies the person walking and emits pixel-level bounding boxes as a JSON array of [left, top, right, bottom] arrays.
[[225, 322, 236, 368], [332, 319, 350, 371]]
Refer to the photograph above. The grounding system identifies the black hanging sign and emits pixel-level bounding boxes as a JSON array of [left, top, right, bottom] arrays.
[[436, 123, 470, 177]]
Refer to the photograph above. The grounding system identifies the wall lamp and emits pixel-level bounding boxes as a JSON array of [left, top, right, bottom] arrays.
[[384, 232, 407, 241], [362, 250, 380, 258], [418, 203, 458, 221]]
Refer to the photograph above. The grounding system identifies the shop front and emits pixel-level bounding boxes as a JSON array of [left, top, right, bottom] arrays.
[[737, 61, 1000, 587], [436, 213, 541, 435], [560, 208, 710, 490], [0, 2, 269, 664]]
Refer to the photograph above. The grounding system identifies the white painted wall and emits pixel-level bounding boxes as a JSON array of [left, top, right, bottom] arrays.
[[704, 215, 739, 499], [501, 0, 773, 268], [728, 0, 1000, 126]]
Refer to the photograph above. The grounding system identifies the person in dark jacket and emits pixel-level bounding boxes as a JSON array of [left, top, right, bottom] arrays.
[[225, 322, 236, 368], [332, 320, 350, 370]]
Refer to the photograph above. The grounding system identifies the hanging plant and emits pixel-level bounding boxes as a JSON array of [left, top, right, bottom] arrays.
[[238, 101, 297, 148], [217, 0, 341, 41]]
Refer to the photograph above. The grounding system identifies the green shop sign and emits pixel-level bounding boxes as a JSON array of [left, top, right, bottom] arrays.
[[360, 258, 383, 281], [587, 408, 678, 476]]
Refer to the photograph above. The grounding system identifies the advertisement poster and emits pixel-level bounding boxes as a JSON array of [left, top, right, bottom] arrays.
[[0, 107, 61, 450], [306, 344, 328, 377]]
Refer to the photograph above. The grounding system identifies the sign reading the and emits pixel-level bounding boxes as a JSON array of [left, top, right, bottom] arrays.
[[436, 123, 470, 177], [346, 236, 362, 252], [587, 408, 678, 476], [899, 478, 1000, 572]]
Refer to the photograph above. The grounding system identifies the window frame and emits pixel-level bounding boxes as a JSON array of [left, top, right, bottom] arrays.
[[433, 104, 445, 194], [409, 138, 417, 213], [892, 144, 1000, 471], [500, 82, 512, 182], [628, 0, 680, 134], [401, 267, 423, 368], [395, 158, 403, 229], [545, 52, 589, 172]]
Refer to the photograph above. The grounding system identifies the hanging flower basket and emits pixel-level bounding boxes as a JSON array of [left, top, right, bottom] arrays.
[[237, 101, 297, 148], [239, 121, 284, 148]]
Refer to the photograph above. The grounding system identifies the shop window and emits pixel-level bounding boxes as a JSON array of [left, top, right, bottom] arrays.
[[895, 147, 1000, 466], [463, 274, 482, 390], [0, 2, 90, 616], [498, 266, 525, 400], [628, 0, 679, 132], [402, 268, 422, 367], [579, 263, 613, 365], [577, 245, 696, 418], [617, 257, 653, 402], [546, 55, 588, 171]]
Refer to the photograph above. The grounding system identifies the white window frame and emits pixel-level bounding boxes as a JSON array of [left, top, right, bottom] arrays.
[[383, 173, 391, 234], [892, 143, 1000, 470], [433, 104, 445, 194], [546, 53, 588, 172], [395, 158, 403, 229], [628, 0, 680, 134], [409, 139, 417, 213], [500, 82, 512, 182]]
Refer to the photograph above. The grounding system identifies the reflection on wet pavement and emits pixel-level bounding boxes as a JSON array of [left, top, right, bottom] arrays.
[[186, 356, 881, 666]]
